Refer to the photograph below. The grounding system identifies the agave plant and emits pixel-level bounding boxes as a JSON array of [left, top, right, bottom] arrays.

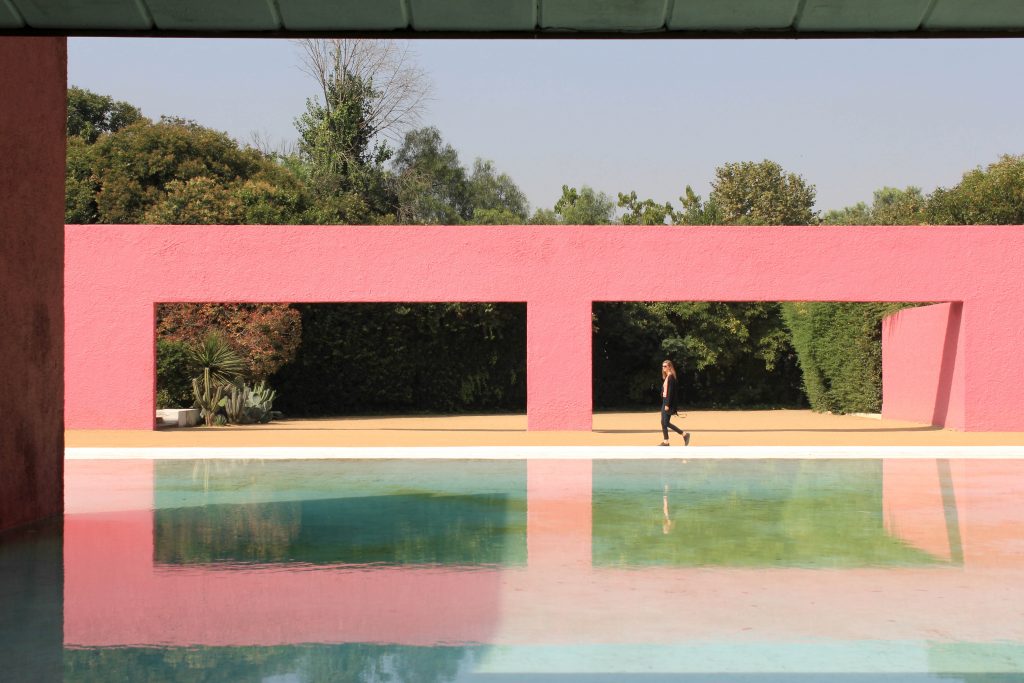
[[187, 332, 244, 426], [186, 331, 244, 386], [247, 380, 277, 423]]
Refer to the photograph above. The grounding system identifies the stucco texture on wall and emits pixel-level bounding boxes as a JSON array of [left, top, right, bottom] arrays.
[[882, 303, 966, 429], [65, 224, 1024, 431], [0, 37, 66, 531]]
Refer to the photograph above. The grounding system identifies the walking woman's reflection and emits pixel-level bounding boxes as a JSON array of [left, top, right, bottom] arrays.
[[662, 483, 675, 535]]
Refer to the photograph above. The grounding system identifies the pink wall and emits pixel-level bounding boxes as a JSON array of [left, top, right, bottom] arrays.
[[882, 303, 966, 429], [65, 224, 1024, 431], [0, 38, 66, 531]]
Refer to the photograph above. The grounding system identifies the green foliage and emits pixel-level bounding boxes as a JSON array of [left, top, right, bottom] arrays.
[[781, 302, 909, 413], [88, 117, 267, 224], [393, 126, 471, 224], [710, 160, 817, 225], [186, 333, 244, 426], [676, 185, 724, 225], [66, 86, 143, 144], [531, 185, 616, 225], [467, 159, 529, 223], [617, 191, 674, 225], [823, 186, 927, 226], [272, 303, 526, 416], [294, 70, 397, 224], [65, 135, 98, 224], [156, 339, 195, 409], [66, 91, 311, 226], [927, 154, 1024, 225], [186, 332, 245, 387], [143, 176, 242, 224], [593, 302, 804, 409]]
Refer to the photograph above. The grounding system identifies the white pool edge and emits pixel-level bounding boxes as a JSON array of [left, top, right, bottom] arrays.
[[64, 445, 1024, 460]]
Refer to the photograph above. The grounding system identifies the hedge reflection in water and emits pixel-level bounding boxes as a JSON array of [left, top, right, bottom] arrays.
[[593, 459, 940, 568], [153, 459, 528, 566]]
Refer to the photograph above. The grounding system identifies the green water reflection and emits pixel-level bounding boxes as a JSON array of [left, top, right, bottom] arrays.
[[65, 644, 477, 683], [154, 460, 527, 566], [593, 460, 938, 567]]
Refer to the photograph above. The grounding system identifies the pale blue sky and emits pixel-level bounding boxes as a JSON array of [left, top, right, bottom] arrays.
[[68, 37, 1024, 216]]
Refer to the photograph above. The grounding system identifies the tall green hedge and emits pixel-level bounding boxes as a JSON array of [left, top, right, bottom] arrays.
[[781, 302, 911, 414], [155, 339, 195, 409], [270, 303, 527, 416]]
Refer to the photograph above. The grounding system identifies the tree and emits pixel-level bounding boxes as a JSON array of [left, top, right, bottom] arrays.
[[66, 85, 143, 143], [927, 154, 1024, 225], [89, 117, 267, 224], [823, 187, 927, 226], [710, 160, 817, 225], [675, 186, 723, 226], [393, 126, 470, 224], [592, 301, 803, 409], [293, 42, 412, 224], [531, 185, 616, 225], [66, 135, 98, 223], [295, 39, 431, 146], [617, 191, 673, 226], [468, 159, 529, 224]]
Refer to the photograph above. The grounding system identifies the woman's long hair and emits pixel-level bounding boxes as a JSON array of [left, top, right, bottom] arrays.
[[662, 359, 677, 380]]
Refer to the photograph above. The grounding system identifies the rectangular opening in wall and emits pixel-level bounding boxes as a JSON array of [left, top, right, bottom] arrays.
[[592, 301, 931, 421], [154, 302, 527, 430]]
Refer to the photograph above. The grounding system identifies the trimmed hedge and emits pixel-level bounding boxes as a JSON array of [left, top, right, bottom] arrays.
[[781, 302, 912, 414], [155, 338, 195, 409]]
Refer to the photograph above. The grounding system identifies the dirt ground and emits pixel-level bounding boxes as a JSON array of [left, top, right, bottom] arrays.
[[65, 410, 1024, 448]]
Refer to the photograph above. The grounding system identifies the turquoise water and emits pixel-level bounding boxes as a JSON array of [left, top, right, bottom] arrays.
[[2, 457, 1023, 681]]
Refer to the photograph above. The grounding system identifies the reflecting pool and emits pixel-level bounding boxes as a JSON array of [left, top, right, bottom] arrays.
[[2, 457, 1023, 681]]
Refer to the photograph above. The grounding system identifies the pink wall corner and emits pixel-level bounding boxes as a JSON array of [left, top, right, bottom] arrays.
[[0, 37, 66, 531], [882, 303, 965, 430]]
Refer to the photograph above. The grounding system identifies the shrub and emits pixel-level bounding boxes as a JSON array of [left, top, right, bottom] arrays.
[[156, 339, 195, 408], [782, 302, 912, 414]]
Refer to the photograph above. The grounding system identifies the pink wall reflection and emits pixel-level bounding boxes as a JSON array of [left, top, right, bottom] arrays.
[[65, 459, 1024, 648]]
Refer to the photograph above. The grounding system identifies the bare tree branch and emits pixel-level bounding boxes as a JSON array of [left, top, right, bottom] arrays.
[[294, 38, 432, 145]]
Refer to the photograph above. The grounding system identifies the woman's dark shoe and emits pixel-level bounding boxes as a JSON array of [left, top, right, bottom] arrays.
[[659, 441, 670, 446], [683, 432, 691, 447]]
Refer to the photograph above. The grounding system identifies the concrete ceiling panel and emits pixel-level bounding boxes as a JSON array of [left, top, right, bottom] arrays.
[[542, 0, 668, 31], [797, 0, 932, 32], [669, 0, 800, 30], [146, 0, 280, 31], [411, 0, 535, 31], [12, 0, 150, 29], [0, 0, 24, 28], [279, 0, 406, 31], [926, 0, 1024, 30]]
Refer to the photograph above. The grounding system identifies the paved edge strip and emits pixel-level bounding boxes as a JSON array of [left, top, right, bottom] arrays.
[[65, 446, 1024, 460]]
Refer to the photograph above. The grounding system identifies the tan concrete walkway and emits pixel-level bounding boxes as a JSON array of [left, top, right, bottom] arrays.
[[65, 410, 1024, 448]]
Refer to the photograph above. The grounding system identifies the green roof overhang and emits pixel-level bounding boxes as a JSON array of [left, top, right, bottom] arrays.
[[2, 0, 1024, 37]]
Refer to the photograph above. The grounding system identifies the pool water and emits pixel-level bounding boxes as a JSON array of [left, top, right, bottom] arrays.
[[2, 457, 1023, 681]]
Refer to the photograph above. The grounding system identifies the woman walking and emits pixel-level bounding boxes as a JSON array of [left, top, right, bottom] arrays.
[[659, 360, 690, 447]]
